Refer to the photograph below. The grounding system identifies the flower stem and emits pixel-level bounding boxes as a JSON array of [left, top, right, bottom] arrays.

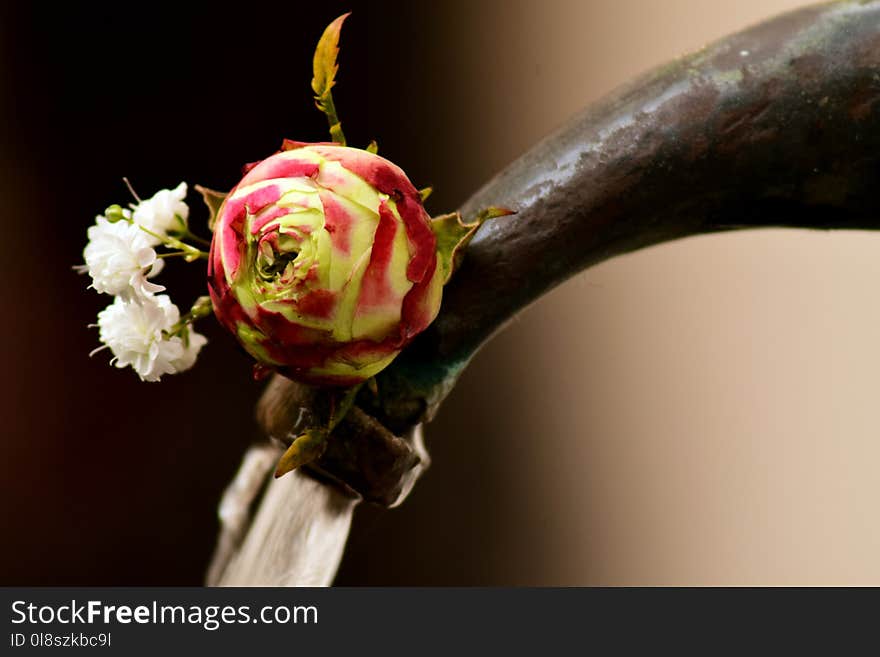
[[157, 250, 206, 260], [166, 296, 213, 338], [181, 228, 212, 248], [137, 224, 209, 262], [320, 92, 347, 146]]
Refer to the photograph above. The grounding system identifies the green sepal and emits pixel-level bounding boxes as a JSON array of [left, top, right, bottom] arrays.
[[366, 140, 379, 154], [312, 13, 349, 146], [274, 428, 329, 478], [431, 206, 515, 283], [273, 382, 364, 478], [195, 184, 228, 232], [419, 186, 433, 202]]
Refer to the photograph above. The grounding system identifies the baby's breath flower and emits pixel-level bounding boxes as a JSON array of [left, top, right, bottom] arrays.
[[95, 295, 207, 382], [81, 217, 164, 300], [132, 182, 189, 243]]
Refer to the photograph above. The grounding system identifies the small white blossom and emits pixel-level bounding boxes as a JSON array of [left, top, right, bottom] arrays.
[[133, 182, 189, 243], [95, 295, 207, 382], [82, 217, 165, 300]]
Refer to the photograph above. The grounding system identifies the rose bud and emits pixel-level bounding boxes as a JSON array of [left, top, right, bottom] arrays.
[[208, 142, 446, 386]]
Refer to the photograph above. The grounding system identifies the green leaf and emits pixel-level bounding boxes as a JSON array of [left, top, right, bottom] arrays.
[[274, 428, 328, 478], [419, 186, 433, 202], [311, 13, 350, 146], [195, 184, 227, 232], [366, 140, 379, 154], [431, 206, 515, 283], [311, 13, 347, 98]]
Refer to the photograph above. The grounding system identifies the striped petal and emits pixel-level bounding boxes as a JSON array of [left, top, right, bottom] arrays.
[[208, 143, 442, 385]]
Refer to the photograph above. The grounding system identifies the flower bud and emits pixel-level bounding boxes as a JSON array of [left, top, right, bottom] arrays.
[[208, 142, 442, 386], [104, 204, 128, 223]]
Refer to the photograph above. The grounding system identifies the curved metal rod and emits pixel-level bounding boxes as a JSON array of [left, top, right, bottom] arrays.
[[375, 0, 880, 429], [213, 0, 880, 583]]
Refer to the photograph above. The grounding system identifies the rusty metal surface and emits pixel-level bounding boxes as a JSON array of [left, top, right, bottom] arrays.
[[261, 1, 880, 503]]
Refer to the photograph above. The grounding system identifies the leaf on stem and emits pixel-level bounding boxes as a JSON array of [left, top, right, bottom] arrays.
[[312, 13, 350, 145]]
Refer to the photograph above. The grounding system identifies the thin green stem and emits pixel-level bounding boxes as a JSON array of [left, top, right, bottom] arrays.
[[320, 90, 346, 146], [327, 382, 365, 432], [182, 228, 212, 248], [166, 296, 213, 338], [136, 224, 209, 261]]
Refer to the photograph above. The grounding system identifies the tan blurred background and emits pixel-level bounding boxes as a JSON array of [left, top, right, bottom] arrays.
[[3, 0, 879, 585], [340, 0, 880, 585]]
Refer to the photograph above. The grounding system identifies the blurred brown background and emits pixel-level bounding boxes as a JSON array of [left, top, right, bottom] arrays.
[[3, 0, 879, 585]]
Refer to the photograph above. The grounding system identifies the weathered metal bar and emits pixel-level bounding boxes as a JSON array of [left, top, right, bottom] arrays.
[[211, 1, 880, 584], [375, 0, 880, 430]]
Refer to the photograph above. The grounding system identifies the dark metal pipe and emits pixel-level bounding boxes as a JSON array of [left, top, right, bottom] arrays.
[[374, 0, 880, 430], [258, 1, 880, 503]]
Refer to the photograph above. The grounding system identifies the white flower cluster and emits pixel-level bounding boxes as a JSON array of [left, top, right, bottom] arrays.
[[81, 183, 208, 382], [133, 181, 190, 240], [96, 295, 207, 382], [83, 215, 165, 300]]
